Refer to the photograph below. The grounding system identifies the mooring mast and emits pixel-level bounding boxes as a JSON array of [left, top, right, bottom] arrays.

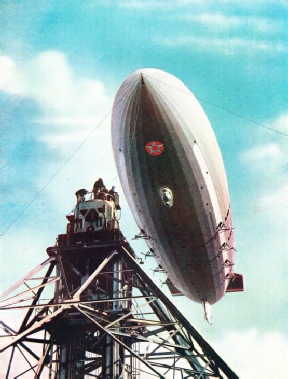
[[0, 185, 238, 378]]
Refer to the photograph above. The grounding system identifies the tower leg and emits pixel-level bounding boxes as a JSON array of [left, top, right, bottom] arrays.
[[0, 242, 239, 378]]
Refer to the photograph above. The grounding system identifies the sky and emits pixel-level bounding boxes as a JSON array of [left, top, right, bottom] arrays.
[[0, 1, 288, 377]]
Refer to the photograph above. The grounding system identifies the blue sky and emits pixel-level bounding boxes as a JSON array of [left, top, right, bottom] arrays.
[[1, 1, 288, 377]]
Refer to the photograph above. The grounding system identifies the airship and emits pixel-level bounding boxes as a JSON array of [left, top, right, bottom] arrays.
[[111, 68, 243, 321]]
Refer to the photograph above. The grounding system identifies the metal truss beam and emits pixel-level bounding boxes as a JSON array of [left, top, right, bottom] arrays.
[[0, 241, 239, 378]]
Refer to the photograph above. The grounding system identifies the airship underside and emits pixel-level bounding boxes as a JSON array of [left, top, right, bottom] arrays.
[[112, 69, 242, 308]]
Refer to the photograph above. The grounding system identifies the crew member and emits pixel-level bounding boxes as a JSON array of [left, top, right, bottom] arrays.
[[93, 178, 105, 197], [75, 188, 88, 203], [108, 185, 115, 199]]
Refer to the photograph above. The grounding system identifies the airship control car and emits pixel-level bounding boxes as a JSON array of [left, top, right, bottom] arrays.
[[112, 69, 243, 319]]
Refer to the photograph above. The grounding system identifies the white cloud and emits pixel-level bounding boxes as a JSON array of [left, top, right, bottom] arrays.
[[241, 142, 285, 173], [0, 51, 113, 127], [241, 114, 288, 216], [214, 329, 288, 378], [157, 35, 287, 55], [0, 51, 117, 232], [0, 51, 115, 178], [34, 116, 107, 126], [258, 183, 288, 210], [270, 113, 288, 135], [0, 56, 24, 93], [119, 0, 282, 9], [147, 6, 286, 56], [182, 13, 283, 33], [241, 142, 287, 208], [28, 51, 112, 123], [119, 0, 204, 9]]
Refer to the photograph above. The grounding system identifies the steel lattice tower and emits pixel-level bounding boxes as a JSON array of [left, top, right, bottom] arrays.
[[0, 236, 238, 378]]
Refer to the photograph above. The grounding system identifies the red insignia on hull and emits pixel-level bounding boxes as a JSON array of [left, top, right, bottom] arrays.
[[145, 141, 164, 156]]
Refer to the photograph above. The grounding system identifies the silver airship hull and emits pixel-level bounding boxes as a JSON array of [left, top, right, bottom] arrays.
[[112, 68, 235, 305]]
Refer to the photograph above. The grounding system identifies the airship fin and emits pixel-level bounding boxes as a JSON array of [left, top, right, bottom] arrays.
[[166, 278, 184, 296], [225, 273, 244, 293], [202, 301, 212, 324]]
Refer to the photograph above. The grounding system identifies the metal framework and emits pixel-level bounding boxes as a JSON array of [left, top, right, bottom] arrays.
[[0, 239, 239, 378]]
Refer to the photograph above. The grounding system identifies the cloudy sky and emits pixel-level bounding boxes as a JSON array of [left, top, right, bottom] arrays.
[[0, 1, 287, 377]]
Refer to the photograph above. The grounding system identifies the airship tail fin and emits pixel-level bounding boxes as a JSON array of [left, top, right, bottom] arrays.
[[202, 301, 212, 324], [166, 278, 184, 296], [225, 273, 244, 293]]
